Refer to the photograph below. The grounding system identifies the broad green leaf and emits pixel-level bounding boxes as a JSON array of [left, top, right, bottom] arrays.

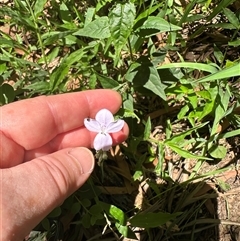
[[115, 223, 137, 239], [96, 73, 119, 89], [130, 212, 181, 228], [209, 145, 227, 159], [74, 17, 110, 39], [195, 64, 240, 83], [137, 16, 182, 37], [109, 3, 136, 60], [71, 202, 81, 214], [34, 0, 47, 17], [143, 117, 151, 140], [229, 39, 240, 47], [158, 62, 219, 74], [223, 8, 240, 29], [100, 202, 127, 225], [177, 105, 189, 119], [198, 100, 215, 120], [127, 57, 166, 100], [166, 143, 212, 160], [41, 218, 50, 231], [89, 204, 103, 218], [82, 214, 91, 228]]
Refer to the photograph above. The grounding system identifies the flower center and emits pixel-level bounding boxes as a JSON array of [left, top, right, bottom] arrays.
[[100, 125, 107, 135]]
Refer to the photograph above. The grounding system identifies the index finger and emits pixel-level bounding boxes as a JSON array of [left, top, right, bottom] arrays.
[[0, 89, 122, 150]]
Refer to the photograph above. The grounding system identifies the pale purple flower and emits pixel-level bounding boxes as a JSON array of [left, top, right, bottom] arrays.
[[84, 109, 124, 151]]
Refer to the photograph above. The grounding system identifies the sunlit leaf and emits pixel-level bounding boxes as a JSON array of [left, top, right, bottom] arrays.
[[74, 17, 110, 39], [209, 145, 227, 159], [109, 2, 136, 61]]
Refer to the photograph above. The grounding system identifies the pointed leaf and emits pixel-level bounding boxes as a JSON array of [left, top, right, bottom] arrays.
[[209, 145, 227, 159], [74, 17, 110, 39], [130, 212, 181, 228], [109, 3, 136, 58], [137, 16, 181, 37], [34, 0, 47, 17]]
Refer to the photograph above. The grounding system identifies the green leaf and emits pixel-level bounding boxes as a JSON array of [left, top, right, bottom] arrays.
[[158, 62, 219, 74], [71, 202, 81, 214], [223, 8, 240, 29], [137, 16, 182, 37], [130, 212, 181, 228], [41, 218, 50, 231], [48, 206, 61, 218], [84, 7, 95, 26], [23, 81, 50, 93], [229, 39, 240, 47], [49, 47, 90, 90], [89, 204, 103, 218], [219, 129, 240, 139], [82, 214, 91, 228], [210, 87, 230, 135], [34, 0, 47, 17], [178, 105, 189, 119], [74, 17, 110, 39], [165, 122, 208, 144], [0, 7, 35, 30], [115, 223, 137, 239], [100, 202, 127, 225], [109, 3, 136, 60], [209, 145, 227, 159], [0, 83, 15, 104], [166, 143, 212, 160], [194, 63, 240, 83], [96, 73, 119, 89], [143, 117, 151, 140], [127, 57, 166, 100]]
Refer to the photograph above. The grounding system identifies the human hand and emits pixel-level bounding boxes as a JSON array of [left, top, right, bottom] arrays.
[[0, 89, 128, 241]]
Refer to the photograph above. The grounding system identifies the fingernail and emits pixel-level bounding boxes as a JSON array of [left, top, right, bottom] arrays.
[[68, 147, 95, 174]]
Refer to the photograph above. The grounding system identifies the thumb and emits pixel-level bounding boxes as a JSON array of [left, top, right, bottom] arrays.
[[1, 147, 94, 241]]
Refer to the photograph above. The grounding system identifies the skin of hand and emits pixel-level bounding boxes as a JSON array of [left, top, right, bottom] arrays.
[[0, 89, 129, 241]]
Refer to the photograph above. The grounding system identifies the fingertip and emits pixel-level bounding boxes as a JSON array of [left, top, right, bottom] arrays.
[[112, 122, 129, 145], [67, 147, 95, 174]]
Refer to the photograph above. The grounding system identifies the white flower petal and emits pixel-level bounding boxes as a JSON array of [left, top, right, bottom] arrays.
[[84, 118, 101, 132], [95, 109, 114, 126], [106, 119, 124, 133], [93, 132, 112, 151]]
